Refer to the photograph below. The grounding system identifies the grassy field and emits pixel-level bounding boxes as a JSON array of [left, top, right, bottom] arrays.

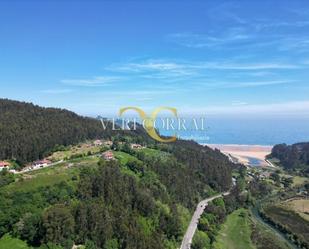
[[0, 234, 31, 249], [1, 157, 99, 194], [263, 205, 309, 246], [250, 212, 291, 249], [284, 199, 309, 221], [114, 151, 140, 165], [214, 208, 292, 249], [292, 176, 308, 187], [112, 151, 143, 179], [277, 173, 308, 188], [2, 172, 72, 193], [48, 142, 103, 161], [214, 209, 255, 249]]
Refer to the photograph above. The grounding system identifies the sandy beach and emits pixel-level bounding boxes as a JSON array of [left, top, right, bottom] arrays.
[[206, 144, 273, 166]]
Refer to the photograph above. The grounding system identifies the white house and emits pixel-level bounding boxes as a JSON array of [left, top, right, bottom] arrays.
[[93, 139, 103, 146], [0, 161, 10, 171], [102, 151, 114, 160], [32, 159, 51, 168]]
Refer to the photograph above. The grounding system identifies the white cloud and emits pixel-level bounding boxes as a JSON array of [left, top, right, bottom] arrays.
[[181, 100, 309, 116], [278, 38, 309, 52], [40, 89, 73, 94], [229, 80, 292, 88], [107, 60, 196, 77], [104, 59, 301, 90], [196, 62, 299, 70], [231, 101, 248, 106], [167, 30, 252, 48], [195, 80, 293, 90], [107, 59, 300, 82], [254, 20, 309, 30], [61, 76, 120, 86], [168, 22, 309, 54]]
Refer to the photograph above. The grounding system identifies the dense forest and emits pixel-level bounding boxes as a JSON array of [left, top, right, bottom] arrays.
[[0, 145, 236, 249], [0, 99, 146, 164], [269, 142, 309, 172], [0, 99, 237, 248], [0, 155, 237, 249], [142, 140, 233, 207]]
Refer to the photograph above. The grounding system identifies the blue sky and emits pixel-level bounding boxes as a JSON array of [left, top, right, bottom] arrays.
[[1, 0, 309, 117]]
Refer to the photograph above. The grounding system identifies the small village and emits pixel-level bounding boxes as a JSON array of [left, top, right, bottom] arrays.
[[0, 139, 145, 174], [2, 139, 306, 199]]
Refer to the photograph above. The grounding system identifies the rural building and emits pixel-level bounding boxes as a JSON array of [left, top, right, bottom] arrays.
[[104, 140, 113, 146], [131, 143, 143, 149], [102, 151, 114, 160], [232, 177, 237, 186], [32, 159, 51, 168], [93, 139, 103, 146], [0, 161, 10, 170]]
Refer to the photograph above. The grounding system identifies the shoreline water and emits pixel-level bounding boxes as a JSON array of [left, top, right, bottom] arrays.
[[203, 143, 273, 148], [204, 143, 273, 167]]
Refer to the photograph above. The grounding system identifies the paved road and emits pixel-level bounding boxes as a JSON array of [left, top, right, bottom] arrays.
[[180, 192, 230, 249], [265, 159, 276, 168]]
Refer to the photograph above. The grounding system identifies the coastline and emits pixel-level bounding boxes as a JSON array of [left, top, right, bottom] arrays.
[[204, 143, 273, 149], [204, 143, 273, 167]]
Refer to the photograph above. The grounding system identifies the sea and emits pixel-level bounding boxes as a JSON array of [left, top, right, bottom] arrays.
[[158, 116, 309, 146]]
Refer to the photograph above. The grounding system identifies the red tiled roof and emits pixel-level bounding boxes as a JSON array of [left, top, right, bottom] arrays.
[[102, 151, 114, 159], [0, 161, 10, 167]]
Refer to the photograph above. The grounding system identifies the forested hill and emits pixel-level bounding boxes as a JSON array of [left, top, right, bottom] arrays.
[[0, 99, 144, 163], [0, 99, 237, 249], [269, 142, 309, 171]]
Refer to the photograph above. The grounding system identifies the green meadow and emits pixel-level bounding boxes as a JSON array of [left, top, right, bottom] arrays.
[[214, 209, 255, 249], [0, 234, 31, 249]]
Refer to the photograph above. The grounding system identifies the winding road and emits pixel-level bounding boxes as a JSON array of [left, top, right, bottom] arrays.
[[180, 192, 230, 249]]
